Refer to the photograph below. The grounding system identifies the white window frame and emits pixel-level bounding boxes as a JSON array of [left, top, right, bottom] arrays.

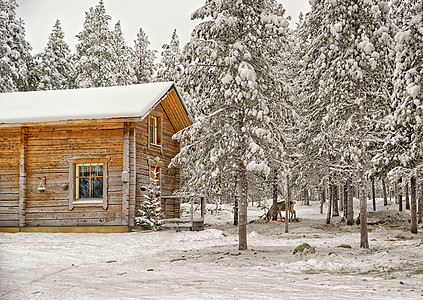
[[68, 157, 110, 210]]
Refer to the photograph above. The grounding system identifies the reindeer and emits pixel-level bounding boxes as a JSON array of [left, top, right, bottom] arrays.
[[265, 200, 296, 222]]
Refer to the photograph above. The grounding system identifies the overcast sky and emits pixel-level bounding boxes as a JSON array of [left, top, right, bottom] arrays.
[[16, 0, 310, 54]]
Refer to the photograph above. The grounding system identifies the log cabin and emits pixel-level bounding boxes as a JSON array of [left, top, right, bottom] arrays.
[[0, 82, 190, 232]]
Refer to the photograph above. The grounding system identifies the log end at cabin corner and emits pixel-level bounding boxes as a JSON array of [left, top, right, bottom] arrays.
[[0, 82, 191, 232]]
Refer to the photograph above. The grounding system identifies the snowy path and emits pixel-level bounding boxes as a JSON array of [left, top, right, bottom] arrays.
[[1, 201, 423, 299]]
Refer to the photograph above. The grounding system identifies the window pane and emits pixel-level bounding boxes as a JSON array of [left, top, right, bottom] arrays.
[[83, 165, 90, 177], [157, 119, 161, 144], [91, 164, 97, 176], [78, 165, 84, 177], [92, 177, 103, 198], [98, 164, 103, 176], [78, 178, 90, 199]]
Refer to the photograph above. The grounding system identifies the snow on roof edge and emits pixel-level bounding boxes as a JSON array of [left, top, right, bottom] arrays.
[[0, 82, 176, 125]]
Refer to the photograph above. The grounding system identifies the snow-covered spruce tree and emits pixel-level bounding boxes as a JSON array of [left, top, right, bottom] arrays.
[[74, 0, 117, 88], [135, 167, 164, 230], [0, 0, 34, 92], [390, 0, 420, 30], [299, 0, 395, 248], [155, 29, 182, 83], [172, 0, 291, 250], [35, 19, 74, 90], [375, 2, 422, 232], [111, 21, 137, 86], [133, 28, 156, 83]]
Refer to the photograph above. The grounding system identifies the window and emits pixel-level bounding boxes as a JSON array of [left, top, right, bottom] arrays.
[[150, 115, 161, 146], [76, 163, 103, 199], [68, 158, 109, 210]]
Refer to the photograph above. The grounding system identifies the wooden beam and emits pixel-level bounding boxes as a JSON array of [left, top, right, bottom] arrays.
[[122, 122, 130, 226], [18, 127, 28, 227]]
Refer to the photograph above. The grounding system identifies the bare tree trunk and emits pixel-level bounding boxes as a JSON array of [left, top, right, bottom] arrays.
[[372, 179, 376, 211], [237, 165, 248, 250], [233, 197, 238, 226], [382, 177, 388, 206], [360, 175, 369, 248], [347, 180, 354, 225], [398, 178, 403, 212], [326, 182, 332, 225], [272, 169, 278, 221], [394, 181, 398, 204], [343, 183, 347, 218], [419, 183, 423, 224], [410, 177, 417, 234], [285, 174, 290, 233], [320, 184, 325, 214], [405, 183, 410, 210], [332, 183, 339, 217]]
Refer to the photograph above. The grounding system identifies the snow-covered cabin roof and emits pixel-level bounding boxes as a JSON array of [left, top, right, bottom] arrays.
[[0, 82, 190, 130]]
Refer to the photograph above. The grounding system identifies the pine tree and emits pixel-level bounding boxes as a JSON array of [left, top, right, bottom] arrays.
[[299, 0, 395, 248], [111, 21, 137, 86], [74, 0, 117, 88], [135, 167, 163, 230], [0, 0, 34, 92], [156, 29, 182, 82], [35, 19, 74, 90], [133, 28, 156, 83], [390, 0, 420, 30], [376, 2, 423, 179], [172, 0, 291, 250]]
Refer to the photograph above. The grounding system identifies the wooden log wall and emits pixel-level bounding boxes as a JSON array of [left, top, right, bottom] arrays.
[[135, 103, 181, 219], [0, 128, 21, 226], [0, 122, 126, 227]]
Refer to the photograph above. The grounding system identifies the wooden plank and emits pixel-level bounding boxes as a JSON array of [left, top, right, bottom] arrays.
[[122, 122, 130, 226], [19, 127, 28, 227]]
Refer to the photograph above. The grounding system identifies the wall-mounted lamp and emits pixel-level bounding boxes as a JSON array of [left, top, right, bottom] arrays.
[[37, 177, 46, 191]]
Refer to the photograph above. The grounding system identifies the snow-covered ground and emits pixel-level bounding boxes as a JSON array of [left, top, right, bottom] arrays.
[[1, 199, 422, 300]]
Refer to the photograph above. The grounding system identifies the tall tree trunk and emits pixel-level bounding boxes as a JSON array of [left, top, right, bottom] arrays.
[[285, 174, 290, 233], [394, 181, 398, 204], [233, 198, 238, 225], [398, 178, 403, 212], [347, 179, 354, 225], [410, 177, 417, 234], [343, 183, 347, 218], [272, 169, 278, 221], [405, 183, 410, 210], [382, 177, 388, 206], [237, 165, 248, 250], [372, 179, 376, 211], [419, 183, 423, 224], [360, 173, 369, 248], [320, 184, 325, 214], [326, 182, 332, 225], [332, 184, 339, 217]]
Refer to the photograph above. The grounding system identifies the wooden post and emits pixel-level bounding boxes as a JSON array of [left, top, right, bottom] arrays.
[[129, 126, 136, 227], [19, 127, 28, 228], [122, 123, 130, 226]]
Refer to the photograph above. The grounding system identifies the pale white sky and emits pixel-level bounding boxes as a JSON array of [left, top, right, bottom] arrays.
[[16, 0, 310, 54]]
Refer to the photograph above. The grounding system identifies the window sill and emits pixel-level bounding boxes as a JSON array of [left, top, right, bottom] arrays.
[[150, 143, 162, 148], [73, 200, 104, 207]]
